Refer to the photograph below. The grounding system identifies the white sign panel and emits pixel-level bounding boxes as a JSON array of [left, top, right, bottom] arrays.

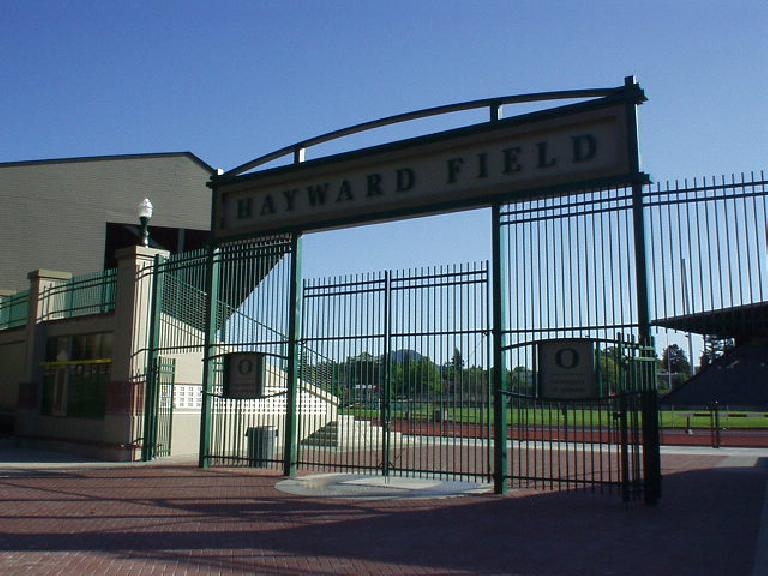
[[224, 352, 266, 399], [538, 339, 597, 400], [214, 102, 634, 237]]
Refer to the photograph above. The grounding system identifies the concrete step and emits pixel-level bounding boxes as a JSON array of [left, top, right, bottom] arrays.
[[301, 422, 339, 447], [301, 418, 400, 449]]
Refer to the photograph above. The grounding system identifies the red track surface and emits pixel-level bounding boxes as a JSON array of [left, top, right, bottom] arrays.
[[387, 420, 768, 447]]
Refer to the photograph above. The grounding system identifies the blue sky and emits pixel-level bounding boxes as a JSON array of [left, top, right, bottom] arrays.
[[2, 1, 767, 278]]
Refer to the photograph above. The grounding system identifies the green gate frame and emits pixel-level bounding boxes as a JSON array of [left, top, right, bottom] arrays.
[[141, 356, 176, 460], [200, 76, 657, 502], [501, 336, 660, 504], [296, 263, 492, 480], [142, 250, 207, 463]]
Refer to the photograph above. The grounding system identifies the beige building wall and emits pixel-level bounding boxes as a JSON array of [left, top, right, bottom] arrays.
[[13, 303, 116, 452], [0, 153, 213, 291], [2, 249, 340, 462]]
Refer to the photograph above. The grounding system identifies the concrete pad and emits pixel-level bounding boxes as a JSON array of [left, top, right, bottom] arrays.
[[276, 473, 492, 500], [716, 456, 760, 468], [343, 477, 442, 489]]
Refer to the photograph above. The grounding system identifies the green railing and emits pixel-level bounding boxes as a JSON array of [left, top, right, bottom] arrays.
[[0, 290, 30, 330], [40, 269, 117, 321]]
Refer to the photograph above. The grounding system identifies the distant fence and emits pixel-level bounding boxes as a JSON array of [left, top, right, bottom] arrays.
[[659, 404, 768, 448], [39, 269, 117, 321], [0, 290, 30, 330], [647, 171, 768, 322]]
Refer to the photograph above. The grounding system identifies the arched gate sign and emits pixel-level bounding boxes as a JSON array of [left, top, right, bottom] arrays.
[[213, 82, 642, 238], [196, 76, 660, 504]]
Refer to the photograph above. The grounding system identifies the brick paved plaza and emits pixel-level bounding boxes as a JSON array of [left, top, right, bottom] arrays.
[[0, 446, 766, 575]]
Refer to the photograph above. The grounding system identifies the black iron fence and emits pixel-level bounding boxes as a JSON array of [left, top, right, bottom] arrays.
[[131, 168, 766, 507], [647, 173, 768, 321], [504, 390, 660, 502], [647, 173, 767, 395], [298, 262, 491, 480], [204, 237, 294, 470]]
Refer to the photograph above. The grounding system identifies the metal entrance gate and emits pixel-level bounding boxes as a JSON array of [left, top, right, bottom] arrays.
[[140, 195, 662, 503], [187, 79, 666, 502], [496, 188, 661, 502], [184, 194, 661, 501], [141, 248, 208, 462], [136, 170, 767, 506], [503, 339, 660, 500], [142, 357, 176, 459], [298, 262, 492, 480], [201, 236, 295, 469]]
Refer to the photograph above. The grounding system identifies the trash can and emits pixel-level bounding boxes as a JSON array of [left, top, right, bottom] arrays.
[[245, 426, 277, 467]]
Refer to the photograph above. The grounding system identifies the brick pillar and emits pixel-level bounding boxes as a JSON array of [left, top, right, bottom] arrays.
[[103, 246, 169, 461], [15, 270, 72, 433]]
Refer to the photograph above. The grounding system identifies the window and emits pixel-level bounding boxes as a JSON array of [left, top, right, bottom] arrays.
[[41, 332, 112, 418]]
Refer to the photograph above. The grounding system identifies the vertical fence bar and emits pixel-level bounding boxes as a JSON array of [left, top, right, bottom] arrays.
[[198, 247, 219, 469], [141, 254, 165, 462], [283, 233, 303, 477], [382, 270, 392, 476], [642, 389, 661, 505], [632, 180, 650, 343], [492, 203, 508, 494], [619, 392, 630, 502], [623, 76, 650, 344], [710, 401, 721, 448]]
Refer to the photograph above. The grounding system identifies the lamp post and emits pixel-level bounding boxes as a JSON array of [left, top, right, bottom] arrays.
[[138, 198, 153, 247]]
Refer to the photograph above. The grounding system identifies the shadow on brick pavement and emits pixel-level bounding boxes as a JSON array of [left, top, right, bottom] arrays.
[[0, 447, 766, 575]]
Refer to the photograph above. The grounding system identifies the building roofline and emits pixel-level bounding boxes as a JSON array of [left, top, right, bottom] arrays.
[[0, 152, 215, 173]]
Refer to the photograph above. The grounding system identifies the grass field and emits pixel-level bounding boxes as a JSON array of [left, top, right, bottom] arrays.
[[341, 406, 768, 428]]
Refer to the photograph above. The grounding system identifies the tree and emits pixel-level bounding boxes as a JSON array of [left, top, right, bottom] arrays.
[[343, 351, 380, 390], [463, 365, 489, 402], [391, 356, 441, 397], [661, 344, 691, 376], [440, 348, 464, 378], [509, 366, 534, 395], [450, 348, 464, 397], [307, 358, 346, 396], [451, 348, 464, 370], [597, 347, 622, 395], [659, 344, 691, 390]]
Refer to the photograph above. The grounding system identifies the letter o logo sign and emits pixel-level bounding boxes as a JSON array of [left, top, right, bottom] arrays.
[[555, 348, 579, 370], [237, 359, 254, 376]]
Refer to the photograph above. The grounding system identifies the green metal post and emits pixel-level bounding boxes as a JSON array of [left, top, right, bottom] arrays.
[[382, 270, 391, 477], [642, 389, 661, 505], [198, 247, 220, 469], [100, 273, 108, 314], [65, 278, 75, 319], [632, 180, 650, 344], [283, 233, 303, 477], [492, 203, 508, 494], [141, 254, 165, 462], [624, 76, 651, 345], [619, 392, 630, 502]]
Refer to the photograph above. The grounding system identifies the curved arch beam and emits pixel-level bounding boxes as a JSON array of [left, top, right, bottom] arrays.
[[224, 85, 635, 177]]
